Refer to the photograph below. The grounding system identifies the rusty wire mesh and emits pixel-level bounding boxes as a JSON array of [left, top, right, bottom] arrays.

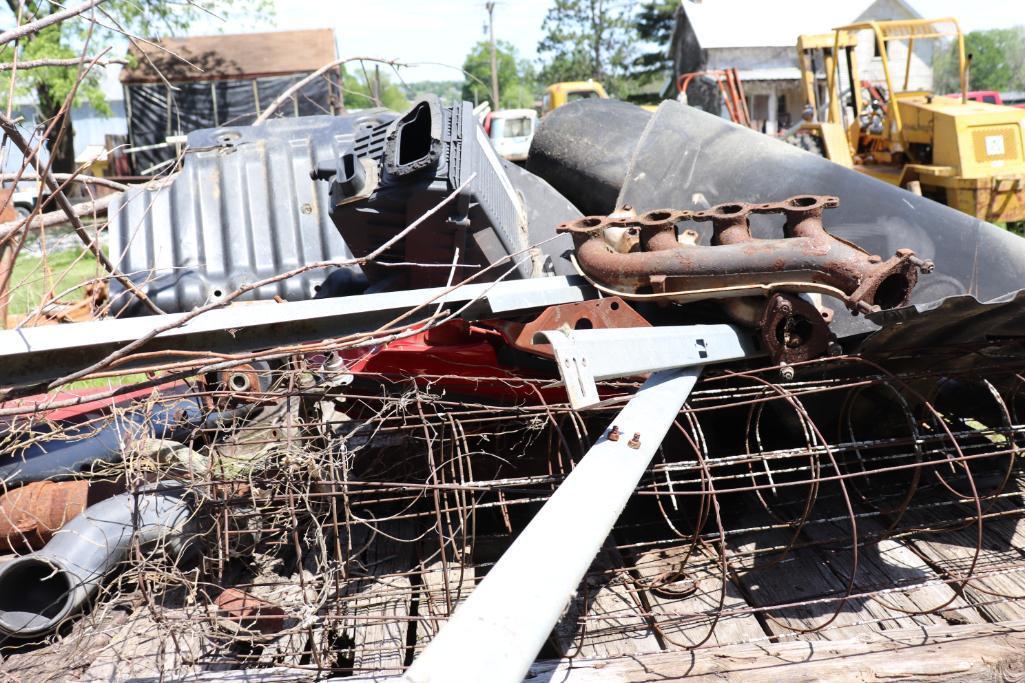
[[1, 341, 1024, 679]]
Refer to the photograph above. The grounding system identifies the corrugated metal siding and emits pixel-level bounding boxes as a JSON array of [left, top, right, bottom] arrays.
[[108, 110, 396, 315]]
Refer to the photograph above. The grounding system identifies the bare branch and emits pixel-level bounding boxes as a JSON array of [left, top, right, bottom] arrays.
[[254, 56, 405, 124], [0, 172, 128, 191], [0, 0, 107, 46], [0, 56, 126, 71], [0, 191, 120, 238]]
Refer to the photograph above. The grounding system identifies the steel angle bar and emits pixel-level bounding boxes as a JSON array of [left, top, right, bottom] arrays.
[[539, 324, 757, 409], [0, 276, 593, 389], [402, 367, 701, 683]]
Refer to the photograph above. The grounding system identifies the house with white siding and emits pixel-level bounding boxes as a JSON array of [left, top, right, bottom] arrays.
[[669, 0, 930, 133], [5, 66, 128, 169]]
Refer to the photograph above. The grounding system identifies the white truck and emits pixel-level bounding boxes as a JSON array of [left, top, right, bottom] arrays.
[[486, 109, 537, 163], [1, 141, 51, 218]]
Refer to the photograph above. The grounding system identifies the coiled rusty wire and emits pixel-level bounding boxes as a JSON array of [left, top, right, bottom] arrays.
[[3, 344, 1025, 678]]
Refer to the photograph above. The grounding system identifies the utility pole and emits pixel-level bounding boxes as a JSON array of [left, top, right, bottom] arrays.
[[485, 1, 500, 109]]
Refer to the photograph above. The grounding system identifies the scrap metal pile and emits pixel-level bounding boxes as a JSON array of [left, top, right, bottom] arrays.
[[3, 97, 1025, 680]]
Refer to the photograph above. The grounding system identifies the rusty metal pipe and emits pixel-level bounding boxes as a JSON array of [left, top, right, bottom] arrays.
[[0, 480, 116, 550], [214, 588, 286, 636], [561, 195, 928, 312], [0, 482, 192, 636]]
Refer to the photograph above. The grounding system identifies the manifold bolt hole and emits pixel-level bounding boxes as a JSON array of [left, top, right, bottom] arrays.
[[776, 315, 814, 349]]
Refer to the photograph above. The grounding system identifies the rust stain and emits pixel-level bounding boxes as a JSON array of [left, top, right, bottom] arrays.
[[214, 588, 286, 635], [0, 480, 91, 549]]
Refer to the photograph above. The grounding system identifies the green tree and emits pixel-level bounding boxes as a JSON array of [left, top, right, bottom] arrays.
[[537, 0, 638, 94], [633, 0, 676, 79], [1, 1, 272, 172], [405, 79, 463, 105], [461, 40, 536, 108], [933, 27, 1025, 94], [341, 65, 409, 112]]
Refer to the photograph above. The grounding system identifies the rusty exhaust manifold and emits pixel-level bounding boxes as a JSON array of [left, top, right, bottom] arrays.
[[559, 195, 932, 314]]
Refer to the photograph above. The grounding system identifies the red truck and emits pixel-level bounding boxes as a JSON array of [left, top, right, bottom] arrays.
[[946, 91, 1025, 108]]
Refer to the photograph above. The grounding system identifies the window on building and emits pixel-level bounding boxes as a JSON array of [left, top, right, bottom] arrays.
[[750, 94, 769, 120]]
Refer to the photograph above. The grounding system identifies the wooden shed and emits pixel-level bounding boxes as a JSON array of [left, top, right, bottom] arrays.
[[120, 29, 339, 173]]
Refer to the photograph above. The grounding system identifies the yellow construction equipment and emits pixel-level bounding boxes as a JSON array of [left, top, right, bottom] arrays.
[[793, 18, 1025, 224], [541, 81, 608, 115]]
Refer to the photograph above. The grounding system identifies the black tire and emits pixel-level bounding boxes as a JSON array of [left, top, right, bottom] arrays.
[[13, 204, 31, 219]]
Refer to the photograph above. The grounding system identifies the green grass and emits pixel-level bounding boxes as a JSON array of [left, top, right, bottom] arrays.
[[7, 245, 102, 318], [6, 243, 148, 389]]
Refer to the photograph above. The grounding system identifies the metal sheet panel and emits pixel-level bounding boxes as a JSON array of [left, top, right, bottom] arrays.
[[108, 111, 396, 315]]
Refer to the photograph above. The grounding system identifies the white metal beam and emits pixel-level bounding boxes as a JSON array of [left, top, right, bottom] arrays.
[[540, 324, 756, 409], [0, 276, 592, 388], [402, 367, 701, 683]]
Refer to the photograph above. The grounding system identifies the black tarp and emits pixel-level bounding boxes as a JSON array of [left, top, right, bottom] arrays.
[[125, 73, 334, 173]]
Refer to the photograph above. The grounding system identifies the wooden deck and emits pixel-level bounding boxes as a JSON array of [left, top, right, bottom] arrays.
[[408, 482, 1025, 681], [7, 478, 1025, 682]]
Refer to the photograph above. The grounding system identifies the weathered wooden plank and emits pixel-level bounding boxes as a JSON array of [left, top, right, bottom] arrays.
[[726, 522, 878, 639], [124, 668, 316, 682], [349, 573, 412, 674], [413, 553, 476, 651], [796, 502, 985, 629], [1, 609, 131, 681], [525, 619, 1025, 683], [127, 620, 1025, 682], [902, 493, 1025, 623], [83, 607, 208, 681], [341, 523, 417, 676], [632, 543, 766, 648], [551, 541, 661, 658]]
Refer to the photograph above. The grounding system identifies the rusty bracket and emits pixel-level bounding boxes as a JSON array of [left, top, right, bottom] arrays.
[[510, 297, 650, 358]]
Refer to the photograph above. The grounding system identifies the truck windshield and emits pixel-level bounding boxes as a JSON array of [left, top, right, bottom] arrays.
[[566, 90, 599, 102], [492, 117, 533, 139]]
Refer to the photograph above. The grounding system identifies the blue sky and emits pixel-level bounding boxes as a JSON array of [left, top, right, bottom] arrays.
[[253, 0, 1019, 82]]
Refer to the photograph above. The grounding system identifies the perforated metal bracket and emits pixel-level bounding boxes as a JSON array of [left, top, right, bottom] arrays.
[[538, 324, 758, 409]]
